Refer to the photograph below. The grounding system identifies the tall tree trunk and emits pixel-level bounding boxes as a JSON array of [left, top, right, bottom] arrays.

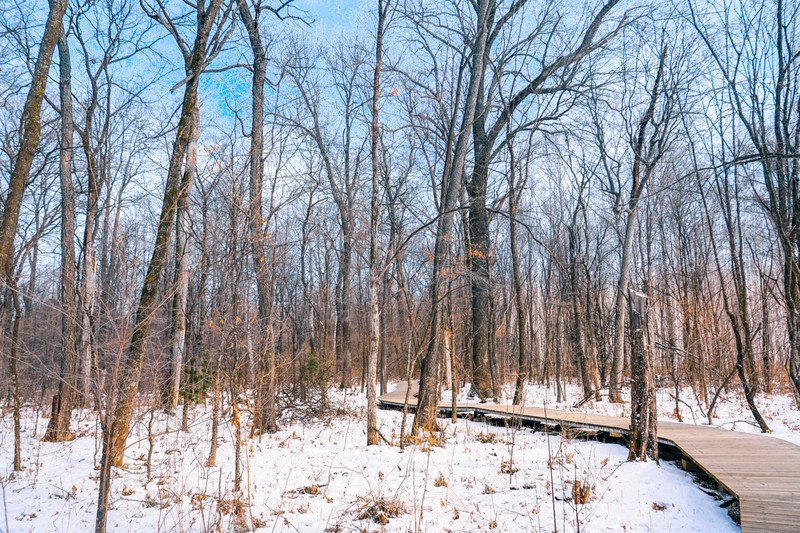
[[413, 0, 491, 435], [554, 305, 564, 403], [761, 276, 772, 392], [468, 136, 493, 400], [568, 205, 599, 400], [44, 26, 78, 442], [367, 0, 389, 446], [77, 146, 99, 406], [237, 0, 277, 433], [336, 237, 353, 389], [510, 186, 527, 405], [379, 273, 388, 395], [8, 288, 22, 470], [610, 207, 637, 401], [163, 108, 198, 408], [0, 0, 67, 280], [665, 290, 681, 420], [628, 290, 657, 461]]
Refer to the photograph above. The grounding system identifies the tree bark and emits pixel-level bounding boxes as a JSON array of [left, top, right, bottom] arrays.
[[336, 239, 353, 389], [628, 290, 657, 461], [665, 290, 681, 420], [237, 0, 278, 434], [44, 26, 78, 442], [99, 8, 225, 512], [412, 0, 491, 436], [367, 0, 389, 446], [468, 134, 493, 400], [8, 288, 22, 470], [510, 180, 527, 405], [0, 0, 68, 281], [610, 207, 637, 401], [761, 277, 772, 392], [76, 128, 99, 407], [568, 192, 600, 400], [162, 107, 198, 408]]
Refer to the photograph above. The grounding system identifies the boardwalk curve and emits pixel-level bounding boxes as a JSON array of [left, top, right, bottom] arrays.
[[378, 380, 800, 533]]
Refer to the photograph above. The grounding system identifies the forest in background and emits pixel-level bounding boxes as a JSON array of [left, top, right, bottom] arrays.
[[1, 0, 800, 530]]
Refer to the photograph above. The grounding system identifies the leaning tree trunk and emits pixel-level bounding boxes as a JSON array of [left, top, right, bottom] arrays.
[[628, 290, 657, 461], [107, 85, 200, 467], [0, 0, 67, 281], [44, 26, 78, 443]]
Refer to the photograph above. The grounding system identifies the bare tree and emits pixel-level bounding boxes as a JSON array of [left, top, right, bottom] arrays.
[[162, 107, 198, 408], [606, 38, 673, 401], [687, 0, 800, 401], [236, 0, 301, 434], [43, 21, 78, 442], [283, 39, 366, 391], [367, 0, 393, 445], [465, 0, 624, 400], [96, 2, 233, 531]]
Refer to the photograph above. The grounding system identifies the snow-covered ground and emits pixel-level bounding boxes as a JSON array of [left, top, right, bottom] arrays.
[[0, 382, 773, 532]]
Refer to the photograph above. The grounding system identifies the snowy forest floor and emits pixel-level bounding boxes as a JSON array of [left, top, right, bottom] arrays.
[[3, 380, 796, 533]]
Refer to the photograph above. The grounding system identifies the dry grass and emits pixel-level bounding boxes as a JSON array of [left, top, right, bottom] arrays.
[[475, 431, 497, 444], [356, 497, 405, 524], [571, 480, 591, 505], [499, 460, 518, 475]]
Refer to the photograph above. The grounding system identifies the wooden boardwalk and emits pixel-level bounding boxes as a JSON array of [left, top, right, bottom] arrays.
[[378, 381, 800, 533]]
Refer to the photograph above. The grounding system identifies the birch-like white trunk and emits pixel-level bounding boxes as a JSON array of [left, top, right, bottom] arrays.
[[610, 206, 637, 400], [79, 236, 96, 403], [167, 108, 197, 408], [367, 0, 388, 446]]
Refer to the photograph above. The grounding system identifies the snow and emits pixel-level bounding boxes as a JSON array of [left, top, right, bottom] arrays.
[[0, 383, 765, 532]]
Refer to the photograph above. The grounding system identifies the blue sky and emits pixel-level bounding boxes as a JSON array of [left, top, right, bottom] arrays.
[[301, 0, 372, 37]]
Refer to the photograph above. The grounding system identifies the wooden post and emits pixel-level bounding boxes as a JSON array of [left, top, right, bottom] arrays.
[[628, 289, 658, 461]]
